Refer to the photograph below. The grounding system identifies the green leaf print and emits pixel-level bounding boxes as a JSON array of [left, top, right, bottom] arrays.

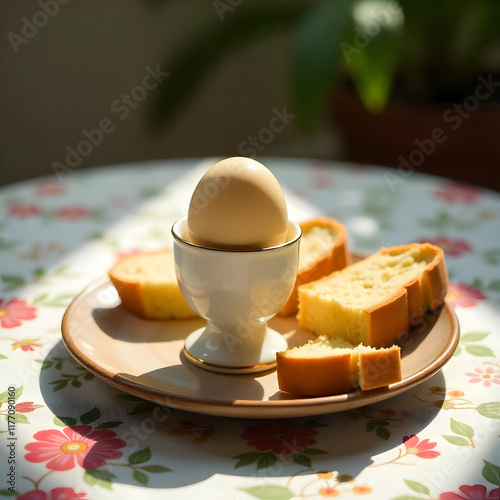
[[242, 485, 295, 500], [233, 452, 265, 469], [0, 386, 22, 403], [442, 435, 471, 446], [462, 332, 490, 342], [292, 452, 311, 468], [455, 332, 494, 357], [83, 469, 115, 490], [477, 402, 500, 419], [80, 406, 101, 424], [54, 416, 77, 427], [483, 460, 500, 486], [483, 249, 500, 265], [133, 469, 148, 485], [466, 345, 495, 357], [403, 479, 430, 495], [129, 447, 152, 465], [1, 275, 25, 291], [450, 418, 474, 439]]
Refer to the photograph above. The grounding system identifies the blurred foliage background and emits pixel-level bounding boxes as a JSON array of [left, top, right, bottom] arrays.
[[1, 0, 499, 189]]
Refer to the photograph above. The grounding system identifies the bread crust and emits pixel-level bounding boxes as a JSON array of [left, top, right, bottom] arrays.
[[108, 251, 196, 320], [297, 242, 448, 348], [278, 217, 350, 316], [276, 351, 356, 396], [358, 346, 402, 391]]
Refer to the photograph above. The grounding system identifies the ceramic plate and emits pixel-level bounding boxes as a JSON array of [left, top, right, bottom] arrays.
[[61, 276, 459, 419]]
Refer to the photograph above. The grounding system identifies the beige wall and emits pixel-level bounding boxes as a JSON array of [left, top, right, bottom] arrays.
[[0, 0, 340, 186]]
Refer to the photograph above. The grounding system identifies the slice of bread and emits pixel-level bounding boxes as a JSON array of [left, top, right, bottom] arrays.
[[109, 251, 197, 320], [276, 336, 401, 396], [278, 217, 350, 316], [298, 243, 448, 347]]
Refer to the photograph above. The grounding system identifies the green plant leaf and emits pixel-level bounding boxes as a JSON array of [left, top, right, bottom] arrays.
[[343, 0, 404, 113], [83, 469, 115, 490], [242, 485, 295, 500], [403, 479, 430, 495], [466, 345, 495, 357], [129, 447, 151, 465], [450, 418, 474, 439], [151, 2, 307, 129], [142, 465, 172, 473], [461, 332, 491, 342], [482, 460, 500, 486], [54, 416, 77, 427], [477, 402, 500, 419], [133, 469, 148, 485], [292, 452, 311, 468], [0, 354, 6, 360], [0, 490, 18, 497], [290, 0, 355, 131], [366, 420, 376, 432], [442, 435, 470, 447]]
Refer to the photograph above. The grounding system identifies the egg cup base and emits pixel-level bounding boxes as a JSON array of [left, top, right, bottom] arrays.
[[183, 326, 287, 374]]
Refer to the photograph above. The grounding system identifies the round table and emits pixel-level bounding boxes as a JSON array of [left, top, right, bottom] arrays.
[[1, 158, 499, 500]]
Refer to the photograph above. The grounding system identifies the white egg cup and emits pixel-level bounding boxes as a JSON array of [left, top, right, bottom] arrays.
[[172, 216, 301, 374]]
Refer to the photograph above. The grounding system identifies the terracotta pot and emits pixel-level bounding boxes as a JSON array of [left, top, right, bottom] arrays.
[[333, 87, 500, 192]]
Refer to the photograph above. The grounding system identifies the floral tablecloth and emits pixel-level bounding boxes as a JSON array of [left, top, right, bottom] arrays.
[[1, 158, 499, 500]]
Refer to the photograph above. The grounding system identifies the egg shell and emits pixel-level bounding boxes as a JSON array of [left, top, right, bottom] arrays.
[[187, 157, 288, 250]]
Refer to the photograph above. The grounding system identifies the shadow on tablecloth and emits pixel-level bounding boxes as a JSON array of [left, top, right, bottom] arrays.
[[34, 340, 444, 490]]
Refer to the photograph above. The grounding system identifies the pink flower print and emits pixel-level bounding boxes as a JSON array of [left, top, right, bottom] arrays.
[[11, 338, 42, 351], [0, 299, 37, 328], [36, 182, 64, 196], [420, 237, 473, 257], [440, 484, 500, 500], [25, 425, 126, 470], [466, 367, 500, 388], [56, 207, 91, 219], [403, 435, 440, 459], [8, 205, 41, 218], [446, 283, 486, 308], [15, 402, 44, 413], [18, 488, 88, 500], [434, 183, 482, 204]]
